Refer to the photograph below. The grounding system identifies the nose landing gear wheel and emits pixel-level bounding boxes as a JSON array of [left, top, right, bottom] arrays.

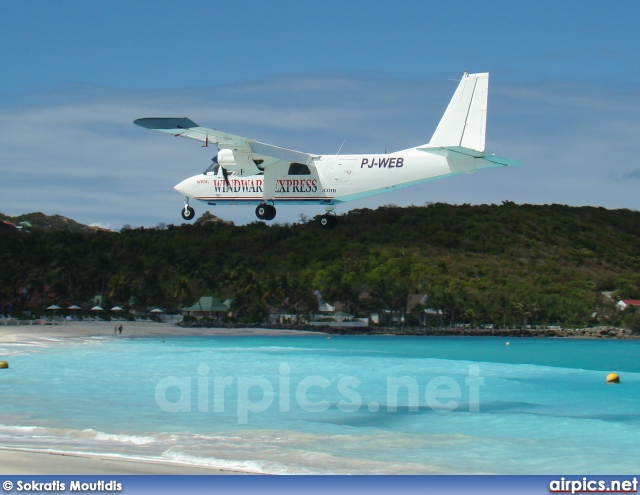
[[181, 206, 195, 220], [318, 214, 337, 230], [256, 204, 276, 221]]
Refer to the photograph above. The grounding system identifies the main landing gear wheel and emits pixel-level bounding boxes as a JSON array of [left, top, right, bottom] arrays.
[[255, 204, 276, 221], [318, 214, 337, 230], [181, 206, 195, 220]]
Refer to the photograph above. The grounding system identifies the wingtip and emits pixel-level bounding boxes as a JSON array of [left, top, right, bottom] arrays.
[[133, 117, 199, 130]]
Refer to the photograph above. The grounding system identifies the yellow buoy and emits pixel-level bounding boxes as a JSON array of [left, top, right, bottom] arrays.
[[606, 373, 620, 384], [0, 361, 8, 369]]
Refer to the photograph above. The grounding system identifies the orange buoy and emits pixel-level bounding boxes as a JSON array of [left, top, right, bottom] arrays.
[[606, 373, 620, 384], [0, 361, 8, 369]]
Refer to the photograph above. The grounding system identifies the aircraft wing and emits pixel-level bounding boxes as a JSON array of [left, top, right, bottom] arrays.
[[134, 117, 315, 165], [249, 141, 316, 166], [134, 117, 253, 150]]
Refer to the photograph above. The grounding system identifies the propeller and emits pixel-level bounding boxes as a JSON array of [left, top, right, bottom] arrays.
[[221, 166, 230, 187], [210, 151, 231, 187]]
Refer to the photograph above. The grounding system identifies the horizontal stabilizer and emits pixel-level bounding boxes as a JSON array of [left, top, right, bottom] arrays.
[[417, 146, 523, 167], [482, 154, 524, 167]]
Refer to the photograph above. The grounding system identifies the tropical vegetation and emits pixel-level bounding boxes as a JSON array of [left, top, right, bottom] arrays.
[[1, 203, 639, 328]]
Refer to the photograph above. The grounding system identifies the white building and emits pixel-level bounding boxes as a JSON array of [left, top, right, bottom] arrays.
[[616, 300, 640, 310]]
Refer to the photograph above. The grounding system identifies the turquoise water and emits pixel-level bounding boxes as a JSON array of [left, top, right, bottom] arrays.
[[1, 334, 639, 474]]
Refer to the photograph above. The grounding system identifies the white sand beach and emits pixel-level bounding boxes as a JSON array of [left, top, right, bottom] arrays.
[[0, 448, 247, 475], [0, 321, 316, 475], [0, 320, 319, 343]]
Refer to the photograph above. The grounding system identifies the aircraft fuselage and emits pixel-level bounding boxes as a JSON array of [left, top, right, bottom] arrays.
[[174, 149, 491, 208]]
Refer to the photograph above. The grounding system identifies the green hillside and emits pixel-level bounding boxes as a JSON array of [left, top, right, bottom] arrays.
[[0, 212, 98, 233], [1, 203, 639, 328]]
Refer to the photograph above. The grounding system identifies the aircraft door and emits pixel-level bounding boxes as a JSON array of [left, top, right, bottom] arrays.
[[325, 157, 356, 184]]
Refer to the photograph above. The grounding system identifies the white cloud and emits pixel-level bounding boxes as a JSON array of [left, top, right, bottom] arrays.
[[1, 76, 638, 229]]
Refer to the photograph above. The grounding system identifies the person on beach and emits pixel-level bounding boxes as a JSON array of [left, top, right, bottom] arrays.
[[114, 324, 117, 335], [118, 324, 123, 335]]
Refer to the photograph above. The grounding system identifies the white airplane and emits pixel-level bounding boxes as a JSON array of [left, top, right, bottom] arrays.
[[135, 72, 521, 229]]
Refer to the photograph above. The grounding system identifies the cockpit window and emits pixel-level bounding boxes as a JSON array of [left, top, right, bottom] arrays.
[[204, 156, 220, 175], [288, 163, 311, 175]]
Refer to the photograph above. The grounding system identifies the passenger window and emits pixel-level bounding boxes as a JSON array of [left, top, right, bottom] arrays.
[[288, 163, 311, 175]]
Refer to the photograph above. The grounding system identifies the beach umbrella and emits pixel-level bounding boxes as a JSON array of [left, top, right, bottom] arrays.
[[111, 306, 124, 311], [150, 308, 163, 321], [45, 305, 61, 322], [91, 306, 104, 311], [66, 304, 81, 321]]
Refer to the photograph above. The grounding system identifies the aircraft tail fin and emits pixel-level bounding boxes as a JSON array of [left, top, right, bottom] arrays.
[[423, 72, 489, 152]]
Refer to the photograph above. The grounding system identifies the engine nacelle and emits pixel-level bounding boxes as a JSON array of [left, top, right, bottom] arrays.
[[216, 149, 260, 177]]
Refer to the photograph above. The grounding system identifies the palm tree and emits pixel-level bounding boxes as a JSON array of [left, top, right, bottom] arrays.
[[173, 276, 193, 307]]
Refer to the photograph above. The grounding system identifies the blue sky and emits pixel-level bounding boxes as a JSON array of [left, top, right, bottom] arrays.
[[2, 0, 639, 228]]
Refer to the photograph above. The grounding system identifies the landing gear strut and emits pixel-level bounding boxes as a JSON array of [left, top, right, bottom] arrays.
[[181, 198, 195, 220], [255, 203, 276, 221], [318, 214, 337, 230]]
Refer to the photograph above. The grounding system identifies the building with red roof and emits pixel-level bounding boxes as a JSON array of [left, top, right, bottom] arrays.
[[616, 300, 640, 310]]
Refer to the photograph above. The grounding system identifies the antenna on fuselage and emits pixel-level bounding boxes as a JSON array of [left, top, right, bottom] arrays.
[[336, 139, 346, 155]]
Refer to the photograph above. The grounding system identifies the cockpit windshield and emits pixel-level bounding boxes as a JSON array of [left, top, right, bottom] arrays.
[[203, 156, 220, 175]]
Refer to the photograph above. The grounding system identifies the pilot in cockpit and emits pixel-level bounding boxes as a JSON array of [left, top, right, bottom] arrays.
[[203, 156, 220, 176]]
